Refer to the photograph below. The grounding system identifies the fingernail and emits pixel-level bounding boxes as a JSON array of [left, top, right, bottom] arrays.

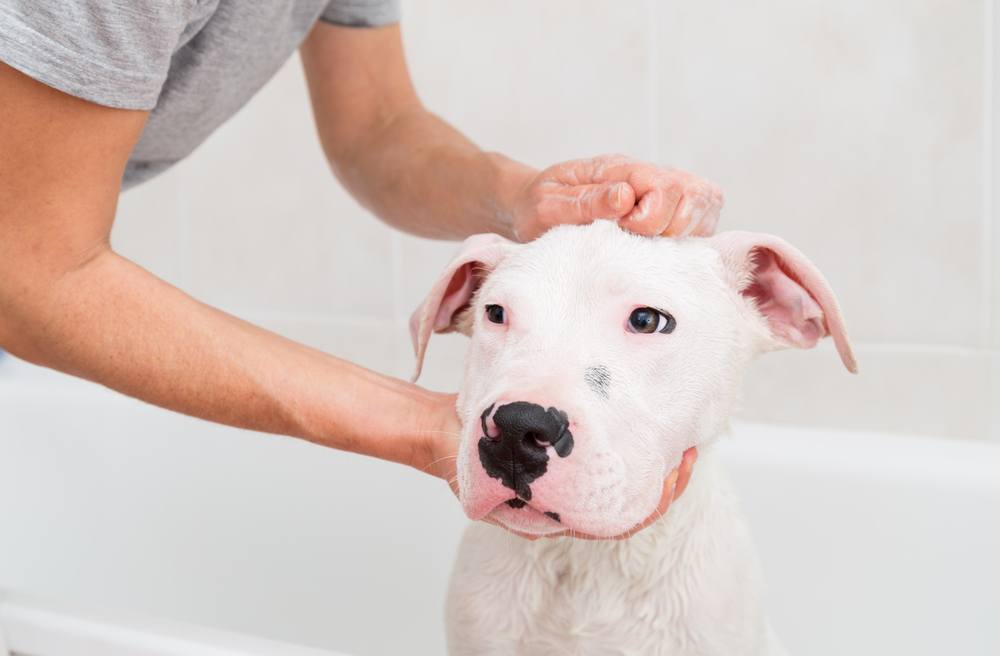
[[677, 197, 692, 221], [611, 183, 628, 210], [682, 206, 705, 238], [701, 211, 719, 236], [628, 195, 651, 222]]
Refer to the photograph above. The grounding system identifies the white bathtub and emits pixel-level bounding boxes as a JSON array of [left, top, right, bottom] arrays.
[[1, 354, 998, 655], [0, 590, 350, 656]]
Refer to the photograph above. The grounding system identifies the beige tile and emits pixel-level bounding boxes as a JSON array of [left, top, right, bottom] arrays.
[[656, 0, 986, 347], [111, 168, 183, 285], [992, 0, 1000, 349], [736, 342, 994, 441], [393, 319, 469, 392], [395, 233, 465, 325], [177, 56, 395, 320], [403, 0, 655, 166], [993, 212, 999, 347], [988, 352, 1000, 441], [394, 232, 498, 391]]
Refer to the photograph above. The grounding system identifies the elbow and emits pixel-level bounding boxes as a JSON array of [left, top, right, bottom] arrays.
[[0, 302, 42, 366], [0, 240, 115, 369], [0, 268, 61, 367]]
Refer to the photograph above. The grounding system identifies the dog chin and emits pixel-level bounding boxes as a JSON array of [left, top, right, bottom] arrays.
[[488, 503, 565, 536]]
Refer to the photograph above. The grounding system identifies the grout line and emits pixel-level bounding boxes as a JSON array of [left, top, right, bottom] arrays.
[[983, 0, 995, 347], [176, 163, 192, 291], [388, 231, 407, 377], [390, 231, 404, 325], [239, 312, 391, 328], [847, 340, 999, 358], [646, 0, 661, 164]]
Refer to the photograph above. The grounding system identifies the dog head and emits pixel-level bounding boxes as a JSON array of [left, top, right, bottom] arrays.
[[411, 221, 855, 537]]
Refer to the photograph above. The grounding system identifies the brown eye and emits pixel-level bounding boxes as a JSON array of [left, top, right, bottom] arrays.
[[628, 307, 676, 334], [485, 304, 505, 324]]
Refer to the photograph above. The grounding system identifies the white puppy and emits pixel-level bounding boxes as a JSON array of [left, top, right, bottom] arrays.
[[410, 221, 856, 655]]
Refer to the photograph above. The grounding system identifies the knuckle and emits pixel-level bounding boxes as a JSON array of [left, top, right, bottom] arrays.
[[597, 153, 632, 165], [528, 186, 550, 208], [695, 185, 717, 204], [589, 154, 633, 180], [664, 168, 691, 183], [663, 181, 684, 199]]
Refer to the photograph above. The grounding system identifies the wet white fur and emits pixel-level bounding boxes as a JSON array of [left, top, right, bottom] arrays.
[[447, 454, 786, 655], [420, 222, 848, 655]]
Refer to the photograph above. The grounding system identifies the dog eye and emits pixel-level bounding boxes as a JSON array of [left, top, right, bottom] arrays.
[[627, 307, 676, 334], [485, 304, 506, 324]]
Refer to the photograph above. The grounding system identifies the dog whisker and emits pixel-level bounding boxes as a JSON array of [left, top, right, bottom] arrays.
[[420, 455, 458, 473], [410, 429, 463, 438]]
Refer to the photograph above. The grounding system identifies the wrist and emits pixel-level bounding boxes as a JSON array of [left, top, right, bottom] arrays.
[[292, 358, 456, 475], [484, 151, 536, 241], [410, 390, 460, 480]]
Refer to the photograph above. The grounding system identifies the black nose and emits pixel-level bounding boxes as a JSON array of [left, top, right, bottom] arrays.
[[493, 402, 572, 456], [478, 402, 575, 501]]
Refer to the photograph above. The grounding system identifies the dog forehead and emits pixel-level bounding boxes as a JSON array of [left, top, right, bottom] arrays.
[[488, 222, 723, 300]]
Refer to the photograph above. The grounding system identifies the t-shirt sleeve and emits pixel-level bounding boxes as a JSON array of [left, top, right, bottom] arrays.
[[320, 0, 400, 27], [0, 1, 191, 110]]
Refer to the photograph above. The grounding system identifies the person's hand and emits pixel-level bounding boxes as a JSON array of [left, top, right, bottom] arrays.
[[418, 396, 698, 540], [510, 154, 723, 242], [416, 391, 466, 501]]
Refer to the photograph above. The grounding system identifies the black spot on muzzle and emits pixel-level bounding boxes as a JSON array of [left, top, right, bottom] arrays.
[[478, 401, 574, 501], [584, 365, 611, 398]]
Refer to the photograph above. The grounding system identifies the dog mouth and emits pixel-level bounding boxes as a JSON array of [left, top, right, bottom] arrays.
[[488, 499, 565, 536]]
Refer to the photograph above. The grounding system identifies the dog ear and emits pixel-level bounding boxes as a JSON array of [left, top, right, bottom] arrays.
[[708, 231, 857, 373], [409, 233, 514, 381]]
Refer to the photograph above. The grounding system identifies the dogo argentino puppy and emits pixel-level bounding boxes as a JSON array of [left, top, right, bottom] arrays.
[[410, 220, 856, 655]]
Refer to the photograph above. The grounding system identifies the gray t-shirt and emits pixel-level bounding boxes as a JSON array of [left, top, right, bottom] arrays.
[[0, 0, 400, 188]]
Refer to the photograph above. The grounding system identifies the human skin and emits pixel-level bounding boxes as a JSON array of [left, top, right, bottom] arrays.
[[0, 22, 713, 539]]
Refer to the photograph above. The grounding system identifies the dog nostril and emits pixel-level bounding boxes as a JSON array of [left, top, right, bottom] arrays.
[[491, 401, 573, 458], [480, 403, 500, 441], [525, 431, 549, 447]]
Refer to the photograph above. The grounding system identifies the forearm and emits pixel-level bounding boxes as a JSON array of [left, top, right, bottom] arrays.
[[0, 248, 448, 469], [332, 106, 535, 240], [300, 22, 536, 240]]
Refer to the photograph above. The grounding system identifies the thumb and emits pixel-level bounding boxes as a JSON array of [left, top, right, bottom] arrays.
[[547, 182, 635, 223]]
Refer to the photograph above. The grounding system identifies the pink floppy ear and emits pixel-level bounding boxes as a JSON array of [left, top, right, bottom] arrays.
[[409, 233, 513, 381], [709, 231, 858, 373]]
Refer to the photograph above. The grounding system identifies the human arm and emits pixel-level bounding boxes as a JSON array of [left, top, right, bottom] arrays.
[[300, 22, 705, 535], [299, 22, 723, 242], [0, 61, 452, 472]]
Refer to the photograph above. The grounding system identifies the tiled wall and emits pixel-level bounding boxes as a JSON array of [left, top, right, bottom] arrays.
[[112, 0, 1000, 441]]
